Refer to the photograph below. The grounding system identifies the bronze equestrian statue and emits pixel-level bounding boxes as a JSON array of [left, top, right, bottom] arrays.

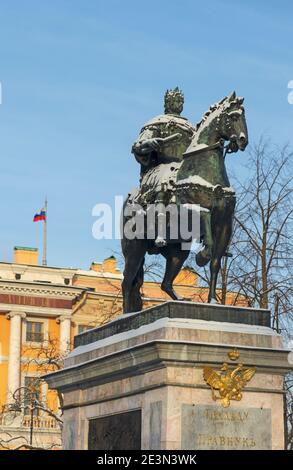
[[122, 89, 248, 313]]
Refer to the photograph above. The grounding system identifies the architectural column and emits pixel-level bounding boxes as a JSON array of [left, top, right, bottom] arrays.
[[6, 311, 26, 400], [57, 315, 72, 354]]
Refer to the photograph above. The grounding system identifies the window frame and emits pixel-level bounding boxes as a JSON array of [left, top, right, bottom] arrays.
[[22, 317, 48, 345]]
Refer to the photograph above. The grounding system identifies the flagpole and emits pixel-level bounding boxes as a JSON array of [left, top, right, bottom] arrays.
[[42, 197, 47, 266]]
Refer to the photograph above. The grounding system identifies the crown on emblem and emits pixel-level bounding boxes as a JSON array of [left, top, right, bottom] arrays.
[[228, 349, 240, 361]]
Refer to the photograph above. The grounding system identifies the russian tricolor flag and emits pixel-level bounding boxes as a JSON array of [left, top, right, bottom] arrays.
[[33, 208, 46, 222]]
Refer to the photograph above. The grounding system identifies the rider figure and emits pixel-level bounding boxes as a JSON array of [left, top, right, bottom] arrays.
[[132, 87, 195, 177], [131, 88, 196, 247]]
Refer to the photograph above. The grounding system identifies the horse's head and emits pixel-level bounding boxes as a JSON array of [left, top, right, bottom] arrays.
[[219, 91, 248, 151], [194, 91, 248, 153]]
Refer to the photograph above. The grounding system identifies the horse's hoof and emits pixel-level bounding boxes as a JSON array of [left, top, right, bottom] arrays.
[[196, 248, 211, 267], [161, 284, 180, 301]]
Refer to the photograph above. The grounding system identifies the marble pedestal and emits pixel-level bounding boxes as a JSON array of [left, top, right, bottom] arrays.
[[44, 301, 292, 450]]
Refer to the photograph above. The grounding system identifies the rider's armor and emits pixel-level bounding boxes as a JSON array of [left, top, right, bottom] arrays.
[[133, 114, 195, 174]]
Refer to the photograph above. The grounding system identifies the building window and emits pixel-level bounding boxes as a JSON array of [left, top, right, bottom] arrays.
[[78, 324, 91, 335], [15, 273, 21, 280], [64, 278, 70, 285], [24, 377, 41, 416], [26, 321, 44, 343]]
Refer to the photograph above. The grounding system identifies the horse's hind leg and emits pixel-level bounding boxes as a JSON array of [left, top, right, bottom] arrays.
[[129, 257, 145, 312], [161, 244, 190, 300], [122, 240, 146, 313]]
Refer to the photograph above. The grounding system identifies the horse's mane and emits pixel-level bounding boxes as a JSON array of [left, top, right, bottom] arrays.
[[195, 91, 244, 131]]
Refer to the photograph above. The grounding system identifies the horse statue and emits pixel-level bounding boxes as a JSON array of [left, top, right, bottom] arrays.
[[121, 92, 248, 313]]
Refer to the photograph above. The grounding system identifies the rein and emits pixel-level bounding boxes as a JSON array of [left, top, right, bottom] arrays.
[[183, 135, 238, 160]]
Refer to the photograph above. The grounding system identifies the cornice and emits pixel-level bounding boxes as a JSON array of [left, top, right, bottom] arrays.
[[44, 340, 292, 393], [0, 281, 83, 299]]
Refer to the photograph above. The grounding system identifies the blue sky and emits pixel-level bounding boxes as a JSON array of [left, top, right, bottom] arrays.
[[0, 0, 292, 269]]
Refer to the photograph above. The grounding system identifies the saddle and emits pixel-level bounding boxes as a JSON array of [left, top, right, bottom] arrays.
[[128, 162, 235, 210]]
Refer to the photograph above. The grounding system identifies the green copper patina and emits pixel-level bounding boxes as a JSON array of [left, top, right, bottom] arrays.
[[122, 89, 248, 313]]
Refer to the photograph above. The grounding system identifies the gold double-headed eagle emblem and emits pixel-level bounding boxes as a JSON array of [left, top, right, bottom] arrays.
[[203, 349, 256, 408]]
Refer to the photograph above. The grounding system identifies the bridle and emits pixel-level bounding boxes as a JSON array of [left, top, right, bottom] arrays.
[[223, 134, 238, 159]]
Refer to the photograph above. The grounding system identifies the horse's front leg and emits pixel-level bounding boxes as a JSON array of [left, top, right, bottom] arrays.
[[208, 207, 233, 304]]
